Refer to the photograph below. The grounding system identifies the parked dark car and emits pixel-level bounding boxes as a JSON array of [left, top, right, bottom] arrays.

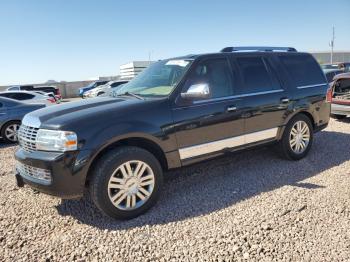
[[78, 81, 108, 98], [328, 72, 350, 119], [7, 85, 62, 102], [0, 97, 45, 143], [323, 69, 344, 83], [14, 46, 330, 219]]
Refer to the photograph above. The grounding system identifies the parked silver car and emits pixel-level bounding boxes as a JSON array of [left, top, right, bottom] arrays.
[[83, 80, 128, 98], [0, 91, 57, 105], [0, 97, 45, 142]]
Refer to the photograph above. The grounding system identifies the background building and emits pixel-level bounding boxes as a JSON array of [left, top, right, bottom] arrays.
[[310, 51, 350, 64], [119, 61, 153, 80]]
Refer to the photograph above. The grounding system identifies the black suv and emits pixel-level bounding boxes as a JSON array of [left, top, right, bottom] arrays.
[[15, 47, 330, 219]]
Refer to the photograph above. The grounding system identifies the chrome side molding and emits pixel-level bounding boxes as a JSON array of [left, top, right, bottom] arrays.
[[297, 83, 328, 89], [193, 89, 284, 105], [179, 127, 278, 160]]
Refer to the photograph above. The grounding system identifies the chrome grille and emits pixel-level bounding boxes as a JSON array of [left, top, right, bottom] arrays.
[[16, 161, 52, 184], [18, 125, 39, 152]]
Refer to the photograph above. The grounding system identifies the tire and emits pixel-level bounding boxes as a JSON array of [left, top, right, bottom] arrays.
[[90, 146, 163, 219], [1, 121, 21, 143], [331, 114, 347, 120], [278, 114, 313, 160]]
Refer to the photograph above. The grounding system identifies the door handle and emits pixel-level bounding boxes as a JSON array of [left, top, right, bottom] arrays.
[[281, 98, 290, 103], [227, 106, 237, 112]]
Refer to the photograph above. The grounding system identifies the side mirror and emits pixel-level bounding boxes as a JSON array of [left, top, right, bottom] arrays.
[[181, 83, 210, 100]]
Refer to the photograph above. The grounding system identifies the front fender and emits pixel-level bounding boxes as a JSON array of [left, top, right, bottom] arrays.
[[84, 120, 173, 151]]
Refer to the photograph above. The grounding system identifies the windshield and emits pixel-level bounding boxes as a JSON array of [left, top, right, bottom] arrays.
[[116, 59, 192, 98]]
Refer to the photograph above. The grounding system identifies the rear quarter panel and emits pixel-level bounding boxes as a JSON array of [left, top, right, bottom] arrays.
[[270, 53, 330, 134]]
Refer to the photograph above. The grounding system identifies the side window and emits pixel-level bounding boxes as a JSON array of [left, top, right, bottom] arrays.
[[184, 58, 233, 99], [279, 54, 326, 87], [8, 86, 19, 91], [0, 93, 12, 98], [236, 56, 279, 94], [13, 93, 34, 100]]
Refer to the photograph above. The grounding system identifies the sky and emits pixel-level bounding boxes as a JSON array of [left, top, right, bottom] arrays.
[[0, 0, 349, 86]]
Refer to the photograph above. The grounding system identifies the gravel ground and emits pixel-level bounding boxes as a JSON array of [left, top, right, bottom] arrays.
[[0, 118, 350, 261]]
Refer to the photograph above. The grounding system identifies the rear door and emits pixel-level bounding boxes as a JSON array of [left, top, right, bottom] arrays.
[[172, 56, 245, 163], [231, 54, 290, 144]]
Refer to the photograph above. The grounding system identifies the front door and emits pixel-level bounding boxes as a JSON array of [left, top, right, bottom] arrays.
[[172, 56, 245, 164]]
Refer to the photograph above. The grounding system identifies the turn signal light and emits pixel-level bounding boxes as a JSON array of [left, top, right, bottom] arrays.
[[326, 87, 333, 103]]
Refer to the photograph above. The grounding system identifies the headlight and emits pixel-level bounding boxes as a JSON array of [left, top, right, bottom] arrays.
[[36, 129, 78, 152]]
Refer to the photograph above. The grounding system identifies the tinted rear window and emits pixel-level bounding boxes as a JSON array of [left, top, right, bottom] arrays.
[[279, 54, 326, 87], [236, 56, 280, 93], [13, 93, 35, 100], [111, 82, 127, 87], [34, 87, 58, 94], [0, 93, 13, 98]]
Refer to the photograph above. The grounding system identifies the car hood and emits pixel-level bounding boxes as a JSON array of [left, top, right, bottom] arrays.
[[21, 96, 146, 130]]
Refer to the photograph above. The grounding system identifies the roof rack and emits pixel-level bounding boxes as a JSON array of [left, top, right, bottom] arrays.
[[221, 46, 297, 53]]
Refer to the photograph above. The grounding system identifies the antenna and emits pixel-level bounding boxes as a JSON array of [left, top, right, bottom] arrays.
[[329, 26, 335, 64]]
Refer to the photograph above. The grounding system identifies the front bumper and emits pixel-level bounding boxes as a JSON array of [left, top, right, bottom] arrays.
[[14, 148, 92, 199], [82, 93, 96, 98], [331, 103, 350, 116]]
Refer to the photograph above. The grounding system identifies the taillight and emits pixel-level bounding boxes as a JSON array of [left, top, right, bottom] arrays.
[[326, 87, 333, 103], [47, 98, 56, 103]]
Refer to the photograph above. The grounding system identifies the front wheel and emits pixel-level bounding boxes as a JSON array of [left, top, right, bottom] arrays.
[[278, 114, 313, 160], [90, 146, 163, 219]]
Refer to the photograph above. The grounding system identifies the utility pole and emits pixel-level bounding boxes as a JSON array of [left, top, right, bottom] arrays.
[[148, 50, 154, 63], [330, 26, 335, 64]]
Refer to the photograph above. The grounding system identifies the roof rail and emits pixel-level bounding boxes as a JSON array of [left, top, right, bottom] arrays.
[[221, 46, 297, 53]]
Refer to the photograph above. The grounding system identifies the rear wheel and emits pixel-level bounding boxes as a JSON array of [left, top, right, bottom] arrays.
[[1, 121, 21, 143], [278, 114, 313, 160], [90, 146, 163, 219]]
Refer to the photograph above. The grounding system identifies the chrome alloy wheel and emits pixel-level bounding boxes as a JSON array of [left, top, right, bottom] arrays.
[[107, 160, 155, 211], [5, 123, 20, 142], [289, 121, 310, 154]]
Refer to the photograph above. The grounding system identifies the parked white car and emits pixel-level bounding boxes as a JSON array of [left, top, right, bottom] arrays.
[[0, 91, 57, 105], [83, 80, 128, 98]]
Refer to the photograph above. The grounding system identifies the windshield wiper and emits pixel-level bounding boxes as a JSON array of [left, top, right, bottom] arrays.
[[118, 92, 144, 100]]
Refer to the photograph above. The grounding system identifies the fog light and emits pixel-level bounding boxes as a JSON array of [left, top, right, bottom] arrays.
[[16, 161, 52, 185]]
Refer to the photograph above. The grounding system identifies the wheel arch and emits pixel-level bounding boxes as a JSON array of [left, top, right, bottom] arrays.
[[0, 119, 22, 130], [86, 136, 168, 183], [277, 111, 315, 140]]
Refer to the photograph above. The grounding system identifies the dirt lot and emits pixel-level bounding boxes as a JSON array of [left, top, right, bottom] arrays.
[[0, 118, 349, 261]]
